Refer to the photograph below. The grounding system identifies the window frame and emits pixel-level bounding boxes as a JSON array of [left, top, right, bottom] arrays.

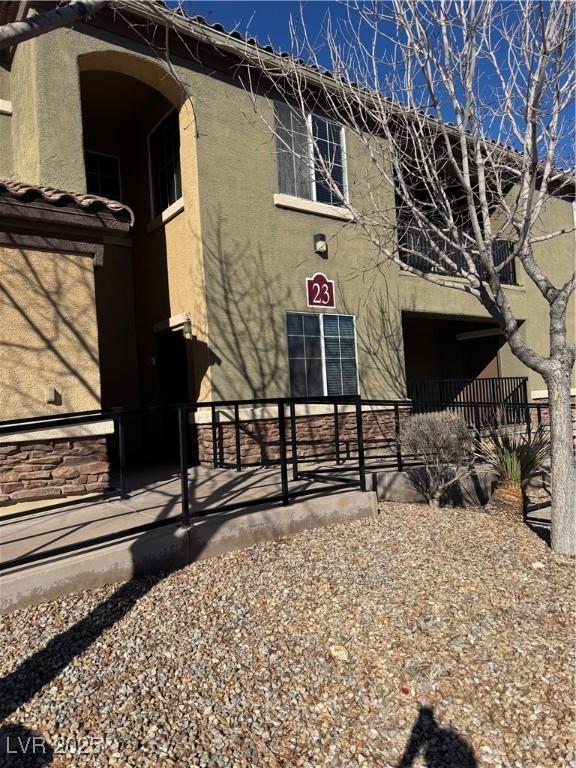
[[276, 105, 349, 208], [309, 113, 349, 207], [84, 150, 122, 201], [285, 311, 360, 398], [147, 107, 183, 220]]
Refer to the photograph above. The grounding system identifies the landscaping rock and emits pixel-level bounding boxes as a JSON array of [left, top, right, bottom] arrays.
[[0, 504, 573, 767]]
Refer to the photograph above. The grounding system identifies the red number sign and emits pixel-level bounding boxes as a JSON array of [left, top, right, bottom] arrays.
[[306, 272, 335, 308]]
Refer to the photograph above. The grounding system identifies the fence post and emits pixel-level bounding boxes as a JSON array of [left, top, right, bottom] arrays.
[[394, 401, 403, 472], [178, 406, 191, 526], [289, 401, 298, 481], [278, 401, 290, 505], [234, 403, 242, 472], [525, 403, 532, 439], [211, 405, 218, 469], [473, 403, 482, 451], [334, 402, 340, 465], [116, 412, 128, 499], [355, 396, 366, 492], [536, 403, 542, 427]]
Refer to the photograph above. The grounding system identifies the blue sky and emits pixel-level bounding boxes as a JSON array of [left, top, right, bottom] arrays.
[[186, 1, 336, 51], [180, 1, 573, 164]]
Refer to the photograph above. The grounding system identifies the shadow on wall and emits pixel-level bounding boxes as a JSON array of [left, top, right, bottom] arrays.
[[340, 277, 413, 399], [201, 216, 287, 402], [0, 247, 100, 415], [202, 215, 412, 403]]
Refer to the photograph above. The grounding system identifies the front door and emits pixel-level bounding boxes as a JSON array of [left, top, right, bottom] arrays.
[[157, 330, 189, 404], [155, 330, 190, 460]]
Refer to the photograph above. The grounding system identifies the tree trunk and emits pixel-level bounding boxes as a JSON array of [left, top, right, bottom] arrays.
[[547, 368, 576, 555]]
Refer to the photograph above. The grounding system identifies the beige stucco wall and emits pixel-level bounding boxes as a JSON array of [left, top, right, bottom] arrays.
[[6, 23, 575, 404], [8, 29, 210, 406], [0, 65, 13, 179], [0, 246, 101, 419], [187, 69, 575, 400]]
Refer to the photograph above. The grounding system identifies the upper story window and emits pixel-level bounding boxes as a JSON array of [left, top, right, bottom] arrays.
[[286, 312, 358, 397], [85, 151, 122, 201], [275, 103, 347, 207], [148, 109, 182, 218]]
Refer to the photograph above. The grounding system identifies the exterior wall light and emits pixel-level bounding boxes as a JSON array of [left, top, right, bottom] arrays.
[[314, 233, 328, 258], [153, 312, 193, 339]]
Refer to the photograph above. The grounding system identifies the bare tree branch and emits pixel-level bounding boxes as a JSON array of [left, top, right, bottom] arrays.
[[0, 0, 111, 51]]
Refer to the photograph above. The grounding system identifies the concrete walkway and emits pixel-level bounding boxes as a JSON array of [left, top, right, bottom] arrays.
[[0, 463, 360, 566], [0, 463, 375, 613]]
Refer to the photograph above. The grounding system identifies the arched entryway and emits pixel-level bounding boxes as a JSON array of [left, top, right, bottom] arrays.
[[78, 52, 199, 460]]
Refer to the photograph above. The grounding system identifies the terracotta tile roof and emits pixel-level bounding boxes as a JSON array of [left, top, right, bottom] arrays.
[[0, 179, 134, 225]]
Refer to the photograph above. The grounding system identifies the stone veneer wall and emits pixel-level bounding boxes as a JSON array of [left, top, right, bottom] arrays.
[[196, 409, 410, 466], [0, 436, 110, 506], [528, 398, 576, 438]]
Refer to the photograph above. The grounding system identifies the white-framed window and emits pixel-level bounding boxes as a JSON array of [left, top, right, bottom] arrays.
[[286, 312, 359, 397], [85, 151, 122, 200], [148, 109, 182, 218], [275, 103, 347, 207]]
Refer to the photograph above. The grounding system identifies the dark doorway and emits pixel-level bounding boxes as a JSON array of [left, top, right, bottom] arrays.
[[151, 330, 190, 460], [157, 330, 190, 405]]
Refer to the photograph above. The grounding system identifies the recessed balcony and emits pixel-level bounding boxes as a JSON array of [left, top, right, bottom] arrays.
[[399, 227, 518, 286]]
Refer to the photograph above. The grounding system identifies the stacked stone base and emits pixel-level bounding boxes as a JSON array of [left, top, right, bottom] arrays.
[[0, 436, 110, 506], [197, 409, 408, 466]]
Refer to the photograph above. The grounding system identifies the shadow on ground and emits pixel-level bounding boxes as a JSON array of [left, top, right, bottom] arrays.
[[397, 706, 477, 767]]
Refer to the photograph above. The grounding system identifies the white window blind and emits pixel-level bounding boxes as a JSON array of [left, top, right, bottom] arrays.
[[287, 312, 358, 397], [275, 103, 346, 207]]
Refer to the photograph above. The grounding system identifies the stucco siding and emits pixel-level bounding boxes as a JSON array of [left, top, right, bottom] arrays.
[[5, 24, 574, 405], [0, 247, 101, 419]]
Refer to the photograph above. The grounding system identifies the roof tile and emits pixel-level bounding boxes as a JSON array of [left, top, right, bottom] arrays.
[[0, 179, 134, 225]]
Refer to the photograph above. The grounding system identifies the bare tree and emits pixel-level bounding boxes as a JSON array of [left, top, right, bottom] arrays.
[[229, 0, 575, 555]]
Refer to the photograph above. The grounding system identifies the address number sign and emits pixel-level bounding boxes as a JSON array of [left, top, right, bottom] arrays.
[[306, 272, 335, 308]]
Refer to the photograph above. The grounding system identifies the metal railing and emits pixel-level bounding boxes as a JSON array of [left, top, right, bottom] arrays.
[[408, 376, 527, 404], [1, 394, 573, 572], [407, 377, 528, 424], [399, 227, 518, 285], [0, 396, 366, 571]]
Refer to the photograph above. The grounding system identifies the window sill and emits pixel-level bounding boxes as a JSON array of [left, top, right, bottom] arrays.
[[398, 269, 525, 291], [147, 197, 184, 232], [273, 193, 353, 221]]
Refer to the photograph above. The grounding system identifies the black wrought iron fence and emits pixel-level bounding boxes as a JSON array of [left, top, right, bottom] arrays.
[[0, 396, 366, 571], [408, 377, 528, 424], [1, 394, 573, 572], [399, 227, 518, 285]]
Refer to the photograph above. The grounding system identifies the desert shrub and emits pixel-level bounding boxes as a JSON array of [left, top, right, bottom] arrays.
[[476, 426, 550, 486], [402, 411, 474, 506]]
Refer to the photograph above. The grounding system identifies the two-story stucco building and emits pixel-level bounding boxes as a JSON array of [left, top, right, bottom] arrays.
[[0, 2, 574, 504]]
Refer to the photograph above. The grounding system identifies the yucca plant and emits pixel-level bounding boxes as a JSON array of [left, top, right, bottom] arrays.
[[476, 426, 551, 521]]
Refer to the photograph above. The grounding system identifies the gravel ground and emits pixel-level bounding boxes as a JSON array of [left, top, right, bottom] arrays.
[[1, 503, 574, 768]]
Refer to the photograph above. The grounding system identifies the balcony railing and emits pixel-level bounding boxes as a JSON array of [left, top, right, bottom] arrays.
[[408, 376, 528, 405], [408, 377, 529, 425], [399, 228, 518, 285]]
